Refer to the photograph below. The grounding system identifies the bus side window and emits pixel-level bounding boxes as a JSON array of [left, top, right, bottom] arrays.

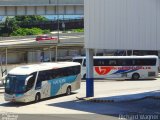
[[36, 71, 44, 89], [117, 59, 127, 66], [109, 60, 116, 66]]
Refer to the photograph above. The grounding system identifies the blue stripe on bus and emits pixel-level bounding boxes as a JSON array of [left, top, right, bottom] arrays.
[[48, 75, 77, 96], [112, 70, 129, 74], [112, 69, 138, 75]]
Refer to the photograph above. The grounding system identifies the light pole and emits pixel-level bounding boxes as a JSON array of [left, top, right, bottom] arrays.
[[57, 0, 60, 43], [62, 15, 65, 32]]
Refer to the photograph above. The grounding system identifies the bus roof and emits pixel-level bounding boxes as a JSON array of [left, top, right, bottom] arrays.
[[73, 55, 158, 59], [8, 62, 80, 75]]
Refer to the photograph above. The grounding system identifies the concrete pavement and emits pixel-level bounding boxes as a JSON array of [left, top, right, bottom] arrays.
[[0, 79, 160, 120], [1, 77, 160, 100]]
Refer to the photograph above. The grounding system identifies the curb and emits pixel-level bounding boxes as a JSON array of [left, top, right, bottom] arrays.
[[76, 95, 160, 103], [0, 90, 4, 94], [76, 97, 114, 103], [89, 99, 114, 103], [0, 87, 4, 89], [0, 87, 4, 94]]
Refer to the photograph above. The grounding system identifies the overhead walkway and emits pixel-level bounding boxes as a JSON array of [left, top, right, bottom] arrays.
[[0, 0, 84, 16]]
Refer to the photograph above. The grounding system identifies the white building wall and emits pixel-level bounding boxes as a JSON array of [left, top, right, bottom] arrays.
[[27, 51, 41, 63], [85, 0, 160, 50], [0, 53, 25, 64]]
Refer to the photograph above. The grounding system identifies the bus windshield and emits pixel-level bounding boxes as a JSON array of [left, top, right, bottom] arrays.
[[5, 74, 29, 94], [73, 58, 83, 64]]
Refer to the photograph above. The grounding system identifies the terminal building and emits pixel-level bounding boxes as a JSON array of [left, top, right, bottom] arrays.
[[85, 0, 160, 97]]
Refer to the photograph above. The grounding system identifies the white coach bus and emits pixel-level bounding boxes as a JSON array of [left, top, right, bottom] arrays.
[[73, 56, 159, 80], [4, 62, 81, 103]]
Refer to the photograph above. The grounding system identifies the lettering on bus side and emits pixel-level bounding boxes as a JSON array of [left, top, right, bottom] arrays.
[[52, 79, 66, 85], [95, 66, 151, 75]]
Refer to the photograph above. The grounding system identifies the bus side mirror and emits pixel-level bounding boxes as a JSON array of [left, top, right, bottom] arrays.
[[25, 75, 33, 85], [1, 74, 7, 85]]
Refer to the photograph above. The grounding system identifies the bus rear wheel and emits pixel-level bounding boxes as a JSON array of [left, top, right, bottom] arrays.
[[132, 73, 140, 80], [35, 93, 41, 103], [66, 86, 71, 95]]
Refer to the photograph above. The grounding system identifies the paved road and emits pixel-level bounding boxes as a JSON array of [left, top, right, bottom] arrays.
[[0, 79, 160, 120], [0, 32, 84, 48]]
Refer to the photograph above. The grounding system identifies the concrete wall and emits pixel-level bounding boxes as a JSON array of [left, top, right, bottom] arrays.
[[0, 48, 85, 64], [27, 49, 85, 63], [85, 0, 160, 50], [27, 50, 41, 63], [0, 53, 25, 64]]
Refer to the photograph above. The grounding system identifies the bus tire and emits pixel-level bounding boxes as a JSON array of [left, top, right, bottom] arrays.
[[132, 73, 140, 80], [83, 74, 86, 79], [66, 86, 71, 95], [35, 93, 41, 103]]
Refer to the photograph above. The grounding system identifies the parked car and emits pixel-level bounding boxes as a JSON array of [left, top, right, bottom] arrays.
[[36, 35, 57, 41]]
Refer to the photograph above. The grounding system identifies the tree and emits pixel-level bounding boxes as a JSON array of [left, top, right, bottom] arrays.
[[4, 17, 19, 35], [15, 15, 48, 23], [1, 15, 48, 36], [11, 28, 50, 36]]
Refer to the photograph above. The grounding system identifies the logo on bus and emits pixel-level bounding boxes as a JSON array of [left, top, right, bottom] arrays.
[[95, 66, 113, 75]]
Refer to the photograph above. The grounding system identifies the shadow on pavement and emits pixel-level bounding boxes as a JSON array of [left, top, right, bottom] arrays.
[[91, 90, 160, 102], [0, 102, 28, 107], [47, 90, 160, 119]]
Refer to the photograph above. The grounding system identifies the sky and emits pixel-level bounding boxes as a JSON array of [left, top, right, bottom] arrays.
[[0, 16, 3, 21], [0, 15, 83, 22]]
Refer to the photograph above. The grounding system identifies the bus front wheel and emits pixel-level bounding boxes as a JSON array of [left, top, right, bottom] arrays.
[[35, 93, 41, 103], [66, 86, 71, 95], [132, 73, 140, 80]]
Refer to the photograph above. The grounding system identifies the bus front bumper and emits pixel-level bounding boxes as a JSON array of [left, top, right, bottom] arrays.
[[4, 93, 29, 103]]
